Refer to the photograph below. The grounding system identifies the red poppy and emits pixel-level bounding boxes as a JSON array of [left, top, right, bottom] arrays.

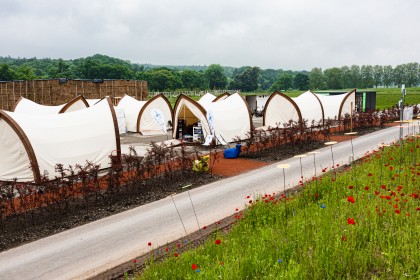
[[341, 236, 346, 241], [133, 259, 137, 263], [235, 208, 239, 212], [215, 239, 222, 245], [174, 253, 179, 257], [249, 200, 253, 204], [347, 218, 355, 225], [322, 168, 327, 173], [202, 226, 207, 229], [389, 166, 393, 171], [177, 243, 181, 248], [364, 186, 369, 191], [147, 242, 152, 246], [368, 173, 373, 177], [395, 210, 401, 214], [381, 185, 386, 189], [246, 195, 250, 199], [347, 196, 356, 203], [348, 185, 354, 189], [165, 247, 169, 252], [191, 263, 198, 270]]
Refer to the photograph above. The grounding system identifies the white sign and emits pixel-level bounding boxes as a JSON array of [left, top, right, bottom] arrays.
[[151, 109, 167, 134], [206, 110, 215, 136]]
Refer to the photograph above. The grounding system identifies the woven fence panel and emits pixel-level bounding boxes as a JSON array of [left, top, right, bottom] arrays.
[[0, 79, 148, 111]]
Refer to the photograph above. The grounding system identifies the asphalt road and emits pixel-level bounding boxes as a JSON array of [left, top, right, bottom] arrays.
[[0, 124, 416, 280]]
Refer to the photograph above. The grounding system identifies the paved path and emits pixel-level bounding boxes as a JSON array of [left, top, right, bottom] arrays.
[[0, 124, 416, 280]]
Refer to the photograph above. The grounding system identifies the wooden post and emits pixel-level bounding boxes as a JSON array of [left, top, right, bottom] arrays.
[[350, 102, 353, 132]]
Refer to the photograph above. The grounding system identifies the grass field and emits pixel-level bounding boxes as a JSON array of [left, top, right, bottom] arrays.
[[135, 137, 420, 279]]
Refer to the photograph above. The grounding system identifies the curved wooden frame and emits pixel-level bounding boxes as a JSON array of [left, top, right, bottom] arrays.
[[58, 95, 90, 113], [337, 89, 356, 122], [0, 111, 41, 183], [232, 93, 254, 131], [136, 94, 174, 134], [172, 94, 208, 139], [104, 97, 121, 161], [213, 92, 230, 102], [308, 90, 325, 125], [263, 91, 302, 127]]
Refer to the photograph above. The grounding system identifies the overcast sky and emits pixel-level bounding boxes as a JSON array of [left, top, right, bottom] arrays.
[[1, 0, 419, 71]]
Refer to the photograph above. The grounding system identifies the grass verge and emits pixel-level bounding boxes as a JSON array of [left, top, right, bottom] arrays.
[[134, 136, 420, 279]]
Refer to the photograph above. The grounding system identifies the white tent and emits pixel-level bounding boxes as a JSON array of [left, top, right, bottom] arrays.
[[315, 89, 356, 121], [173, 93, 252, 143], [116, 94, 173, 135], [292, 90, 324, 125], [86, 99, 101, 107], [263, 91, 302, 128], [13, 96, 89, 114], [0, 97, 120, 183]]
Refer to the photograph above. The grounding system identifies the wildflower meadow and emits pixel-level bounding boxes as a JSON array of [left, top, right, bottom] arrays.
[[134, 135, 420, 279]]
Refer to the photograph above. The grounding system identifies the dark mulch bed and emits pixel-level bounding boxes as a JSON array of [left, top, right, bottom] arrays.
[[0, 172, 222, 252]]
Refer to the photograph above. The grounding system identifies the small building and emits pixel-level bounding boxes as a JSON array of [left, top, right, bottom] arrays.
[[314, 90, 376, 112]]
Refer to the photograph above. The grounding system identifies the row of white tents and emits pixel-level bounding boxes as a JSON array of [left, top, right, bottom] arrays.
[[0, 90, 355, 182]]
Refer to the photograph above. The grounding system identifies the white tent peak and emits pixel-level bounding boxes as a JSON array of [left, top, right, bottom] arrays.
[[13, 95, 89, 114], [117, 93, 173, 135]]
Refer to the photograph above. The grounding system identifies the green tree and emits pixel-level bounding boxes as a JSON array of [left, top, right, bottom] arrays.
[[146, 68, 182, 91], [293, 73, 309, 90], [230, 67, 260, 92], [0, 64, 16, 81], [361, 65, 374, 88], [179, 70, 205, 90], [309, 68, 324, 90], [15, 65, 37, 80], [382, 65, 393, 88], [270, 73, 293, 91], [405, 62, 419, 87], [340, 66, 352, 89], [393, 64, 405, 87], [373, 65, 383, 88], [205, 64, 227, 89], [324, 67, 343, 89], [349, 65, 361, 88]]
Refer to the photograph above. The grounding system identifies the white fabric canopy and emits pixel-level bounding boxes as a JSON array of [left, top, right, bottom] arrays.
[[173, 93, 251, 143], [0, 97, 120, 182], [205, 93, 251, 142], [13, 96, 89, 114], [117, 94, 173, 134], [316, 90, 356, 120], [292, 91, 324, 125], [198, 93, 216, 106], [263, 92, 300, 128]]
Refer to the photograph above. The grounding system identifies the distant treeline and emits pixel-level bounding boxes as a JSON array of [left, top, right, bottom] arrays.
[[0, 54, 419, 92]]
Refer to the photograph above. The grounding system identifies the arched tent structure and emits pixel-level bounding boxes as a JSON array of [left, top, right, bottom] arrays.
[[315, 89, 356, 121], [86, 99, 101, 107], [214, 92, 231, 102], [173, 93, 252, 143], [292, 90, 324, 125], [173, 94, 211, 140], [263, 91, 302, 128], [198, 93, 217, 106], [13, 96, 89, 114], [116, 94, 173, 135], [0, 97, 120, 183]]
